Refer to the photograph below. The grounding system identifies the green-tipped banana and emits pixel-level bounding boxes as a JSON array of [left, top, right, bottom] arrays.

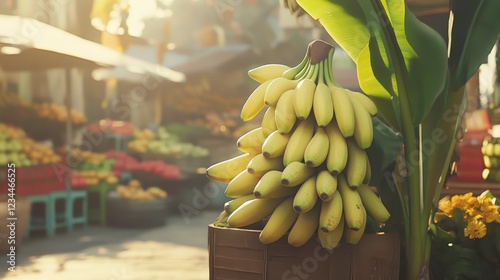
[[345, 139, 367, 189], [344, 206, 366, 245], [350, 97, 373, 149], [262, 130, 291, 159], [304, 127, 329, 167], [241, 79, 272, 121], [264, 77, 299, 106], [281, 161, 315, 187], [227, 198, 284, 228], [206, 153, 254, 183], [337, 174, 364, 231], [293, 175, 318, 213], [316, 169, 337, 202], [275, 89, 297, 134], [324, 122, 348, 175], [247, 154, 284, 177], [253, 170, 297, 199], [225, 170, 261, 198], [345, 89, 377, 116], [318, 215, 344, 250], [237, 127, 266, 155], [288, 202, 320, 247], [224, 193, 255, 214], [261, 106, 277, 137], [357, 184, 391, 223], [313, 82, 334, 127], [294, 79, 316, 120], [259, 197, 298, 244], [283, 117, 315, 166], [330, 86, 355, 137], [319, 191, 343, 232], [248, 64, 291, 83]]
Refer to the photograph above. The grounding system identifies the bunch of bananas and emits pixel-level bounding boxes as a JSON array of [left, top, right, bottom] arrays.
[[207, 40, 390, 250]]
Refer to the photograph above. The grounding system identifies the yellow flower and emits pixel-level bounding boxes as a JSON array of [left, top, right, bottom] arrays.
[[482, 205, 500, 223], [451, 193, 474, 210], [438, 198, 454, 215], [464, 220, 487, 239]]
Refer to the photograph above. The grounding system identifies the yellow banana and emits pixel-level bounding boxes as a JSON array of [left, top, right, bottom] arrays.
[[241, 79, 272, 121], [318, 215, 344, 250], [345, 139, 367, 189], [227, 198, 284, 228], [292, 175, 318, 213], [281, 161, 315, 187], [330, 86, 355, 137], [224, 193, 255, 214], [293, 79, 316, 120], [357, 184, 391, 223], [288, 202, 320, 247], [262, 130, 291, 159], [247, 153, 284, 177], [248, 64, 291, 83], [319, 191, 343, 232], [206, 153, 254, 183], [304, 127, 329, 167], [259, 197, 298, 244], [264, 77, 299, 106], [236, 127, 266, 155], [350, 97, 373, 149], [324, 121, 348, 175], [313, 82, 334, 127], [253, 170, 297, 198], [316, 169, 337, 202], [337, 174, 364, 231], [261, 106, 277, 137], [275, 89, 297, 134], [363, 153, 372, 184], [345, 89, 377, 116], [225, 170, 261, 198], [344, 206, 366, 245], [283, 117, 315, 166]]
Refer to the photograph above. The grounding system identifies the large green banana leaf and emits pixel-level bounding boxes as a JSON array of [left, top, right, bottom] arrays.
[[296, 0, 448, 129], [448, 0, 500, 90]]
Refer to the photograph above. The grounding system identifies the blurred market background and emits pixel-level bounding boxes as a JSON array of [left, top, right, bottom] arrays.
[[0, 0, 498, 279]]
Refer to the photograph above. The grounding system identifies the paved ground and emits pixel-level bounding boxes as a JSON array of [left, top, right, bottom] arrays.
[[0, 209, 222, 280]]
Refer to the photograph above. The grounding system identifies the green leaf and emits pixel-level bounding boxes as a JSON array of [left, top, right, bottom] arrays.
[[296, 0, 448, 127], [449, 0, 500, 90]]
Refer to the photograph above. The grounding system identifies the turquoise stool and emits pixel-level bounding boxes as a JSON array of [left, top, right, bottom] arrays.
[[87, 183, 116, 225], [50, 191, 71, 233], [25, 191, 70, 238], [66, 190, 88, 231], [25, 194, 54, 238]]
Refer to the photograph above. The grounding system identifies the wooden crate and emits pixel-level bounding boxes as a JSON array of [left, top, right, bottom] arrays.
[[208, 224, 400, 280]]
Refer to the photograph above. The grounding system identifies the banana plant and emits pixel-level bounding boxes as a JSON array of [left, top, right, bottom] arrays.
[[289, 0, 500, 279]]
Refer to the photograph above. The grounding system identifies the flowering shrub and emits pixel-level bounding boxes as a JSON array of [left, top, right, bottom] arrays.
[[430, 191, 500, 279]]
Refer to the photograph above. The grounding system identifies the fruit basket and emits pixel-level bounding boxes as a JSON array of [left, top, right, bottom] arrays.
[[208, 224, 400, 280]]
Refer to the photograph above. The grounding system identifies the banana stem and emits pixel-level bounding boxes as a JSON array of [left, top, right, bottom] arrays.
[[305, 63, 316, 80], [296, 60, 310, 80], [283, 49, 309, 79], [310, 62, 320, 82], [325, 48, 338, 88], [317, 60, 324, 84], [308, 40, 334, 65], [325, 48, 339, 87]]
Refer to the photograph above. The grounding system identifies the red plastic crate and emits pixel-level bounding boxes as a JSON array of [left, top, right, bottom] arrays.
[[1, 176, 68, 196]]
